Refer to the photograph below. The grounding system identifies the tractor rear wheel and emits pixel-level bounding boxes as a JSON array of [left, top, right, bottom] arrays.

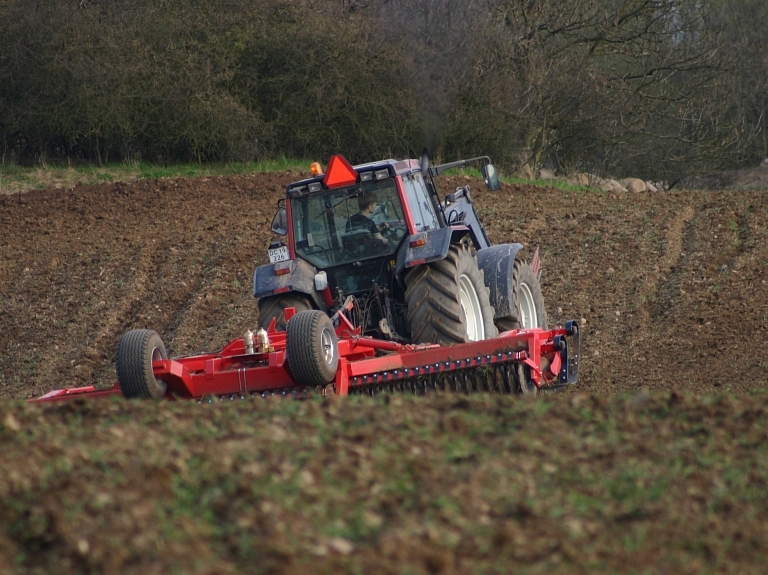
[[405, 241, 498, 345], [286, 310, 339, 387], [116, 329, 168, 400], [257, 293, 312, 332], [496, 259, 548, 333]]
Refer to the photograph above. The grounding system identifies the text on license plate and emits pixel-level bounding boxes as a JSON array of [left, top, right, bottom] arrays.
[[268, 246, 290, 263]]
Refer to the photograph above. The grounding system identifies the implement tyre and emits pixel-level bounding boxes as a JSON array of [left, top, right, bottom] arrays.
[[116, 329, 168, 400], [257, 293, 312, 332], [286, 310, 339, 387], [496, 259, 548, 333], [405, 241, 498, 345]]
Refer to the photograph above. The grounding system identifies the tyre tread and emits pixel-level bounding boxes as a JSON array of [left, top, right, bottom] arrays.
[[405, 242, 497, 345], [116, 329, 167, 399], [286, 310, 338, 386], [257, 293, 312, 331]]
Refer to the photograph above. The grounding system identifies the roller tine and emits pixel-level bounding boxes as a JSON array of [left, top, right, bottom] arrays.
[[501, 364, 512, 394]]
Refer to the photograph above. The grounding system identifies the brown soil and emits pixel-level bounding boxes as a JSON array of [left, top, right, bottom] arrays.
[[2, 175, 767, 399]]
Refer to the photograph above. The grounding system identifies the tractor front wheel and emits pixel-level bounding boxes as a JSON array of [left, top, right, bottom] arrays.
[[286, 310, 339, 387], [257, 293, 312, 332], [405, 241, 498, 345], [116, 329, 168, 399]]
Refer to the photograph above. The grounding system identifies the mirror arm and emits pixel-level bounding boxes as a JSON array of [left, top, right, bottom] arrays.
[[428, 156, 491, 178]]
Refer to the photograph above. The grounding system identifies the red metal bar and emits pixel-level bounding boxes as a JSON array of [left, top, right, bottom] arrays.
[[286, 198, 296, 260], [395, 175, 418, 236], [34, 383, 123, 403]]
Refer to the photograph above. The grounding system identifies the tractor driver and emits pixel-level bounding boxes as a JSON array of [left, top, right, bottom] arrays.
[[346, 191, 389, 245]]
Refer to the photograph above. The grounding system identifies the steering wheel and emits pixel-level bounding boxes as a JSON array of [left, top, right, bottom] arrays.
[[380, 220, 406, 241]]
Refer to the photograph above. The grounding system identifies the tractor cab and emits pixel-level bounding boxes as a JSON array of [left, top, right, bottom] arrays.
[[290, 176, 407, 268], [266, 156, 441, 298]]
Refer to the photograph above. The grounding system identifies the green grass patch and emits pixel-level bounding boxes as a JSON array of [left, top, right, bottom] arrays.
[[438, 165, 594, 193], [0, 157, 313, 194], [2, 159, 597, 195]]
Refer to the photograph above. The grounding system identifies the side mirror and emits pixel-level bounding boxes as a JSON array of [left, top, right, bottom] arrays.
[[271, 206, 288, 236], [481, 164, 500, 191]]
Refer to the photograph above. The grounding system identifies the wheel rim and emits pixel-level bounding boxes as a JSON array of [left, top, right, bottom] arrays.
[[458, 274, 484, 341], [519, 282, 538, 329], [151, 347, 164, 363], [151, 346, 166, 387], [320, 327, 336, 366]]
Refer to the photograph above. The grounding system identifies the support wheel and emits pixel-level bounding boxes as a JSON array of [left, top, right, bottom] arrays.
[[286, 310, 339, 387], [405, 241, 498, 345], [495, 259, 548, 332], [257, 293, 312, 332], [116, 329, 168, 399]]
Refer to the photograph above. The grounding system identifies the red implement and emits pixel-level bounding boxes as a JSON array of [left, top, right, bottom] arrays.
[[30, 309, 579, 403]]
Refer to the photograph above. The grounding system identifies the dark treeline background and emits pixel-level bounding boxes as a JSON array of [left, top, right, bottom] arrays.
[[1, 0, 766, 181]]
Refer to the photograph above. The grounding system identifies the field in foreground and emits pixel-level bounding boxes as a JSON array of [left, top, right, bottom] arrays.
[[2, 392, 768, 574]]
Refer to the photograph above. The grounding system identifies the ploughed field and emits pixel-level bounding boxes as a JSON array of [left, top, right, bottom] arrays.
[[2, 174, 768, 573]]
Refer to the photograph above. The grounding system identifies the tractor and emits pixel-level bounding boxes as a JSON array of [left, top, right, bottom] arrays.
[[254, 152, 546, 348]]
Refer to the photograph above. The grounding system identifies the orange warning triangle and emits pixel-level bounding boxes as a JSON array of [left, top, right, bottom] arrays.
[[323, 155, 358, 188]]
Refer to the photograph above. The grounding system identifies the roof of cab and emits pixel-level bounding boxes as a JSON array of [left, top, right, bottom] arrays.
[[285, 158, 422, 195]]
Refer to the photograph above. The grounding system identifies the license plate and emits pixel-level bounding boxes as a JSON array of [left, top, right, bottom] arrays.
[[268, 246, 290, 263]]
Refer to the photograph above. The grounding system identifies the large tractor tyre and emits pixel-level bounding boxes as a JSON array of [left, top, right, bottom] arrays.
[[116, 329, 168, 400], [257, 293, 313, 332], [495, 259, 548, 333], [405, 241, 498, 345], [286, 310, 339, 387]]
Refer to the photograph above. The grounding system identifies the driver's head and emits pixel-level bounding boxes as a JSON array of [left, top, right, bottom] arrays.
[[358, 192, 377, 212]]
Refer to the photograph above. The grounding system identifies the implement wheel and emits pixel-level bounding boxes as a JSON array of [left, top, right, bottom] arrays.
[[496, 259, 548, 332], [257, 293, 312, 332], [116, 329, 168, 400], [405, 241, 498, 345], [286, 310, 339, 387]]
